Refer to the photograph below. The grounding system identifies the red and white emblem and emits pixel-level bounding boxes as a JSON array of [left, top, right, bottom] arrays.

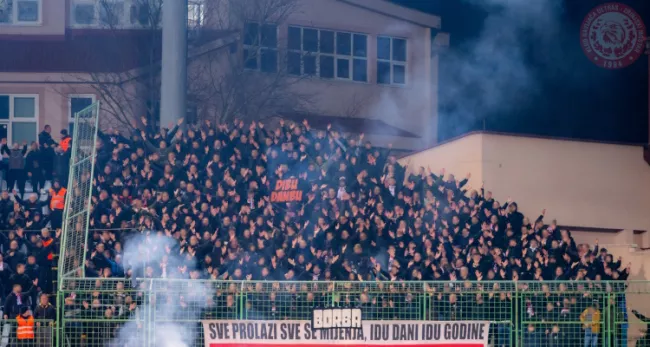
[[580, 2, 646, 69]]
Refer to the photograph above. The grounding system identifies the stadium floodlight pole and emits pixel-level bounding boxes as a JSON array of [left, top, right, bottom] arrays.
[[160, 0, 188, 128]]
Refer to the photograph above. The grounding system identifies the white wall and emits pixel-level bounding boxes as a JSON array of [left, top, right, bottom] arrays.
[[400, 132, 650, 232], [481, 134, 650, 232]]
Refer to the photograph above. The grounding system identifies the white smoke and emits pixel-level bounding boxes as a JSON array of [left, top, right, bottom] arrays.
[[111, 233, 210, 347], [439, 0, 564, 137], [363, 0, 564, 147]]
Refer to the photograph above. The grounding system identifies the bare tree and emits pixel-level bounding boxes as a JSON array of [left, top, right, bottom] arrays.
[[65, 0, 317, 133], [63, 0, 163, 132], [187, 0, 317, 123]]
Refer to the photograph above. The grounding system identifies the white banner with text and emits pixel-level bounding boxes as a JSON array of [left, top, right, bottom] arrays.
[[202, 320, 490, 347]]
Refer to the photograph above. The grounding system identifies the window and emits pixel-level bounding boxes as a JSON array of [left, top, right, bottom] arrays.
[[377, 36, 407, 85], [71, 0, 168, 28], [0, 0, 41, 24], [0, 95, 38, 145], [243, 22, 278, 73], [287, 26, 367, 82], [69, 95, 95, 134], [98, 0, 125, 26], [188, 0, 204, 29]]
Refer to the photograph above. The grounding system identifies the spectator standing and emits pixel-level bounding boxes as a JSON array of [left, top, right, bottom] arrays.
[[53, 147, 70, 188], [37, 228, 60, 294], [3, 280, 37, 320], [522, 324, 544, 347], [34, 293, 55, 347], [37, 126, 56, 148], [0, 138, 9, 187], [48, 180, 66, 230], [38, 125, 56, 185], [59, 129, 71, 153], [25, 142, 45, 194], [580, 304, 601, 347], [7, 143, 26, 197], [15, 306, 35, 346]]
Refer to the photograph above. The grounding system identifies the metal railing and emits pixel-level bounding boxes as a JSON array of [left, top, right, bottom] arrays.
[[54, 279, 650, 347], [0, 319, 54, 347]]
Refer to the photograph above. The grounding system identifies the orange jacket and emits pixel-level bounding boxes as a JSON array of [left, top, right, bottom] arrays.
[[60, 137, 71, 152], [16, 315, 34, 340], [43, 238, 54, 261], [49, 188, 66, 210]]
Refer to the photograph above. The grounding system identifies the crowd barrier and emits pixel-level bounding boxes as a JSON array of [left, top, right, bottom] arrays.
[[54, 279, 650, 347], [0, 319, 54, 347]]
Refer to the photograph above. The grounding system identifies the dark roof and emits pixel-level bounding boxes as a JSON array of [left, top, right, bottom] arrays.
[[0, 29, 162, 73], [279, 112, 420, 138], [0, 29, 233, 74]]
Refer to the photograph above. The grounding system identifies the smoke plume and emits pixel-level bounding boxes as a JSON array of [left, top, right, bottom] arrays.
[[111, 233, 210, 347], [439, 0, 564, 138]]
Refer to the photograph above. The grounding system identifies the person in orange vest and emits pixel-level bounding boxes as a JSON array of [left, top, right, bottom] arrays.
[[59, 129, 71, 152], [37, 228, 60, 294], [48, 179, 66, 230], [15, 306, 35, 346]]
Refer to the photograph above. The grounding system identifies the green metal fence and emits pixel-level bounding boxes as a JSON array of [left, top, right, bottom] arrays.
[[0, 319, 54, 347], [59, 101, 100, 281], [56, 279, 650, 347]]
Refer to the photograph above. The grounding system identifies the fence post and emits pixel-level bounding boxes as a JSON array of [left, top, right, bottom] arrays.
[[513, 284, 519, 347], [420, 282, 426, 321], [55, 291, 61, 347], [240, 281, 245, 320]]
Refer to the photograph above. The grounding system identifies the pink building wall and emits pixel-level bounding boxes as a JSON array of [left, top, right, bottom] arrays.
[[0, 72, 98, 140], [0, 0, 66, 37], [0, 0, 441, 148], [281, 0, 436, 144]]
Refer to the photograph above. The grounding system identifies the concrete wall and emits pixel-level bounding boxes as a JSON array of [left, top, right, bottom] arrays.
[[400, 132, 650, 233], [481, 133, 650, 232], [399, 132, 484, 185]]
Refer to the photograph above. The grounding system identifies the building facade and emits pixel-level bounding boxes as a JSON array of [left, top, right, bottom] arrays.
[[0, 0, 447, 149]]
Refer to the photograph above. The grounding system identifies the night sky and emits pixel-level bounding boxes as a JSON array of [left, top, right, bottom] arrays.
[[392, 0, 650, 144]]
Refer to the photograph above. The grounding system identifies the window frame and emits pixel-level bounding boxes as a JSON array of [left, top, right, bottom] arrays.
[[0, 94, 39, 145], [287, 25, 368, 83], [71, 0, 123, 28], [187, 0, 204, 28], [0, 0, 43, 26], [68, 94, 96, 123], [242, 21, 279, 73], [69, 0, 171, 29], [376, 35, 408, 86]]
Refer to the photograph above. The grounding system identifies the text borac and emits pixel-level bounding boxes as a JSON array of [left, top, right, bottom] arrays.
[[203, 320, 489, 343]]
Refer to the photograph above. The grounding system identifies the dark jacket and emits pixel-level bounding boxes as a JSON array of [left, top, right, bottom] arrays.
[[53, 152, 70, 183], [8, 148, 25, 170], [38, 131, 57, 148], [34, 302, 56, 320], [3, 285, 36, 317]]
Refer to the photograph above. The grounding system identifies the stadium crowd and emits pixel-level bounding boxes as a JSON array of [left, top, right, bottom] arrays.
[[82, 118, 631, 285], [0, 119, 642, 347]]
